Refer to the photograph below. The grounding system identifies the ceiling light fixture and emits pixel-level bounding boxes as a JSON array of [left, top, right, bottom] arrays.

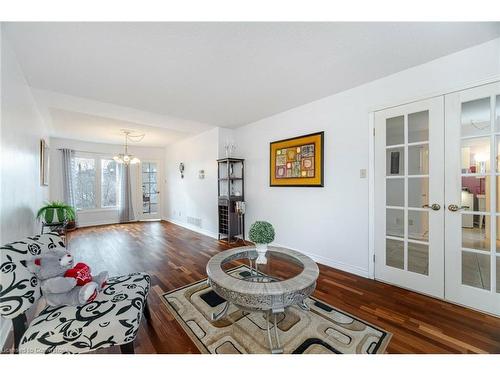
[[113, 130, 144, 165]]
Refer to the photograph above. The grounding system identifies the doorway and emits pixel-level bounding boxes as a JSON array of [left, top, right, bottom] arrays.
[[374, 81, 500, 316]]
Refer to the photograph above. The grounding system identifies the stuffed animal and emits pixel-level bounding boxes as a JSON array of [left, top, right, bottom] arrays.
[[26, 248, 108, 306]]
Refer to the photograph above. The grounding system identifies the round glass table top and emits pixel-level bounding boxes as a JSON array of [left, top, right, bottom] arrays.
[[221, 248, 304, 282]]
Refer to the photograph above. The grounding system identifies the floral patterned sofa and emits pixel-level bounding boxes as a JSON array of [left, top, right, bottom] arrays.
[[0, 232, 151, 354]]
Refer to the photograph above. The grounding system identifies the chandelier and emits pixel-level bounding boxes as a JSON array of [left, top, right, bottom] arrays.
[[113, 130, 144, 165]]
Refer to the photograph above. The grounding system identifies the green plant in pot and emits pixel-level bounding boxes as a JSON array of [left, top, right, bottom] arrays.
[[249, 221, 275, 264], [37, 201, 76, 224]]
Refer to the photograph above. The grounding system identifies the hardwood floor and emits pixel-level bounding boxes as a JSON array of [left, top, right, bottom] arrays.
[[9, 221, 500, 353]]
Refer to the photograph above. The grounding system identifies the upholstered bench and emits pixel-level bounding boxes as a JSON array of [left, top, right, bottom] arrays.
[[0, 232, 151, 354]]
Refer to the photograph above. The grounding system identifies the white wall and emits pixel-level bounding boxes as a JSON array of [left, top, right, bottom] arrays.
[[164, 128, 228, 237], [0, 25, 50, 349], [235, 38, 500, 277], [49, 137, 165, 227]]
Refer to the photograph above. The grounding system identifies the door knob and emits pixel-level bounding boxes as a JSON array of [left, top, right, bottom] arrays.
[[423, 203, 441, 211], [448, 204, 469, 212]]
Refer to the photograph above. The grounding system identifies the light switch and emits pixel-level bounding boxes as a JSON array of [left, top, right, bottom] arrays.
[[360, 169, 367, 178]]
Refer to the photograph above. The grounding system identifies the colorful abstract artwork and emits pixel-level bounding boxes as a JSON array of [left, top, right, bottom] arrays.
[[270, 132, 324, 187]]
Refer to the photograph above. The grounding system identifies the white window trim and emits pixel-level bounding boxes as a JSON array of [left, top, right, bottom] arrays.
[[73, 151, 120, 212]]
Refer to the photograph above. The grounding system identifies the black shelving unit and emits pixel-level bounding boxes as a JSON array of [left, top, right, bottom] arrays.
[[217, 158, 245, 242]]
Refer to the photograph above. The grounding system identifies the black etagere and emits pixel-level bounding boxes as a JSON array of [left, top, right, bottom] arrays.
[[217, 158, 245, 243]]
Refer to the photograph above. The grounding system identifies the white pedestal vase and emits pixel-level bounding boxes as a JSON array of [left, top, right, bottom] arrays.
[[255, 243, 268, 264]]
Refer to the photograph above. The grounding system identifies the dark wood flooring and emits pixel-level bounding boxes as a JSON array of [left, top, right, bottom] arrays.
[[8, 221, 500, 353]]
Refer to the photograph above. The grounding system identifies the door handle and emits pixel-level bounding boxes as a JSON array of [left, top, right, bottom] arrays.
[[422, 203, 441, 211], [448, 204, 469, 212]]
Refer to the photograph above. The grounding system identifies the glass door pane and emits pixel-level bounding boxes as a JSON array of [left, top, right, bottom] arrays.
[[142, 162, 159, 215]]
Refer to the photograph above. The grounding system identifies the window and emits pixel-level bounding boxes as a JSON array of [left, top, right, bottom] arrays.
[[101, 159, 118, 207], [73, 157, 96, 209], [72, 154, 119, 210]]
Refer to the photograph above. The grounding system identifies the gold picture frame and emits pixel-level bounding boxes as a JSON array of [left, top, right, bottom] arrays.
[[270, 131, 324, 187]]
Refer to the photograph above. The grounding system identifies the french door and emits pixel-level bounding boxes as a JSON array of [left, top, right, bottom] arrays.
[[445, 82, 500, 315], [375, 81, 500, 316], [375, 97, 445, 298], [140, 161, 161, 220]]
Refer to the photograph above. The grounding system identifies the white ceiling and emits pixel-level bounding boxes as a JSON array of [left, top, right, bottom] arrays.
[[4, 22, 500, 142]]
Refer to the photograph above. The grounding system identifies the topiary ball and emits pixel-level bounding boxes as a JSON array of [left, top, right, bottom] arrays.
[[249, 221, 275, 244]]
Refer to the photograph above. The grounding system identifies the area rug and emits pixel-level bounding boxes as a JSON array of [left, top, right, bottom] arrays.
[[162, 266, 391, 354]]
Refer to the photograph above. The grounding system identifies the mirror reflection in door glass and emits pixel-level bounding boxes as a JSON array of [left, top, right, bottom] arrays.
[[386, 239, 404, 270], [408, 210, 428, 241], [408, 110, 429, 143], [386, 178, 404, 207], [461, 214, 490, 252], [461, 176, 489, 212], [408, 242, 429, 275], [461, 137, 490, 174], [461, 97, 491, 137], [462, 251, 490, 290], [408, 144, 429, 175], [386, 115, 404, 146], [386, 147, 404, 176], [386, 208, 403, 238], [408, 177, 429, 208]]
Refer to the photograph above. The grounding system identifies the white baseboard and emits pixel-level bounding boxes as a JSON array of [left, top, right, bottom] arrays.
[[163, 217, 218, 239], [0, 318, 12, 352], [273, 242, 370, 279]]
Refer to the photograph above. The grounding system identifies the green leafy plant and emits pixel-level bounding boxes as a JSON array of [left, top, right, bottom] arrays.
[[249, 221, 275, 244], [36, 201, 76, 224]]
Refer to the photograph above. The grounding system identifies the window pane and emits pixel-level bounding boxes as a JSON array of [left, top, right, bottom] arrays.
[[408, 177, 429, 208], [386, 178, 404, 207], [408, 210, 428, 241], [386, 116, 404, 146], [386, 148, 404, 176], [462, 251, 490, 291], [461, 137, 490, 174], [101, 159, 118, 207], [386, 208, 403, 238], [408, 242, 429, 275], [408, 144, 429, 175], [73, 157, 96, 209], [386, 239, 404, 270], [461, 97, 490, 137], [408, 110, 429, 143], [462, 214, 490, 252]]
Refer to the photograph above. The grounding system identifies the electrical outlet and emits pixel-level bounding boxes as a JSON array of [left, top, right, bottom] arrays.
[[359, 169, 367, 178]]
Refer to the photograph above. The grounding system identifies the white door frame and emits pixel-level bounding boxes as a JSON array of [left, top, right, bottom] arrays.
[[373, 97, 445, 298], [138, 159, 162, 221], [368, 76, 500, 280], [444, 81, 500, 316]]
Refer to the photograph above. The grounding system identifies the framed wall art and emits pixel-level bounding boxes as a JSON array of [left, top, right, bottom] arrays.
[[269, 131, 324, 187]]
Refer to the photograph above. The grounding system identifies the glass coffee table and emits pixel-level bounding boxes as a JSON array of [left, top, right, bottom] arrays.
[[206, 246, 319, 353]]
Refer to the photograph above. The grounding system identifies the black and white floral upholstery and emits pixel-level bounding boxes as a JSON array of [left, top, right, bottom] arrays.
[[19, 272, 150, 354], [0, 232, 64, 319], [0, 232, 151, 354]]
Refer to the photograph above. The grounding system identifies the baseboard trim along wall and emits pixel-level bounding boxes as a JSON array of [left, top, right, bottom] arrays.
[[163, 217, 218, 239], [161, 219, 370, 279], [272, 242, 370, 279]]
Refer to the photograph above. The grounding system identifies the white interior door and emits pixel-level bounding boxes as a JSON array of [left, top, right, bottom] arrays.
[[375, 97, 445, 298], [140, 160, 161, 220], [444, 82, 500, 315]]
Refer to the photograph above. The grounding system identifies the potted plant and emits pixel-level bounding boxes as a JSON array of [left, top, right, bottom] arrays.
[[36, 201, 76, 224], [249, 221, 275, 264]]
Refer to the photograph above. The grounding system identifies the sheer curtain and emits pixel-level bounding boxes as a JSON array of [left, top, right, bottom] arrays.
[[119, 164, 135, 223], [61, 148, 77, 226]]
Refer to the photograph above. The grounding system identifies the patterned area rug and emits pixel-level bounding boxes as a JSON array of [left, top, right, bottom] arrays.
[[162, 266, 391, 354]]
